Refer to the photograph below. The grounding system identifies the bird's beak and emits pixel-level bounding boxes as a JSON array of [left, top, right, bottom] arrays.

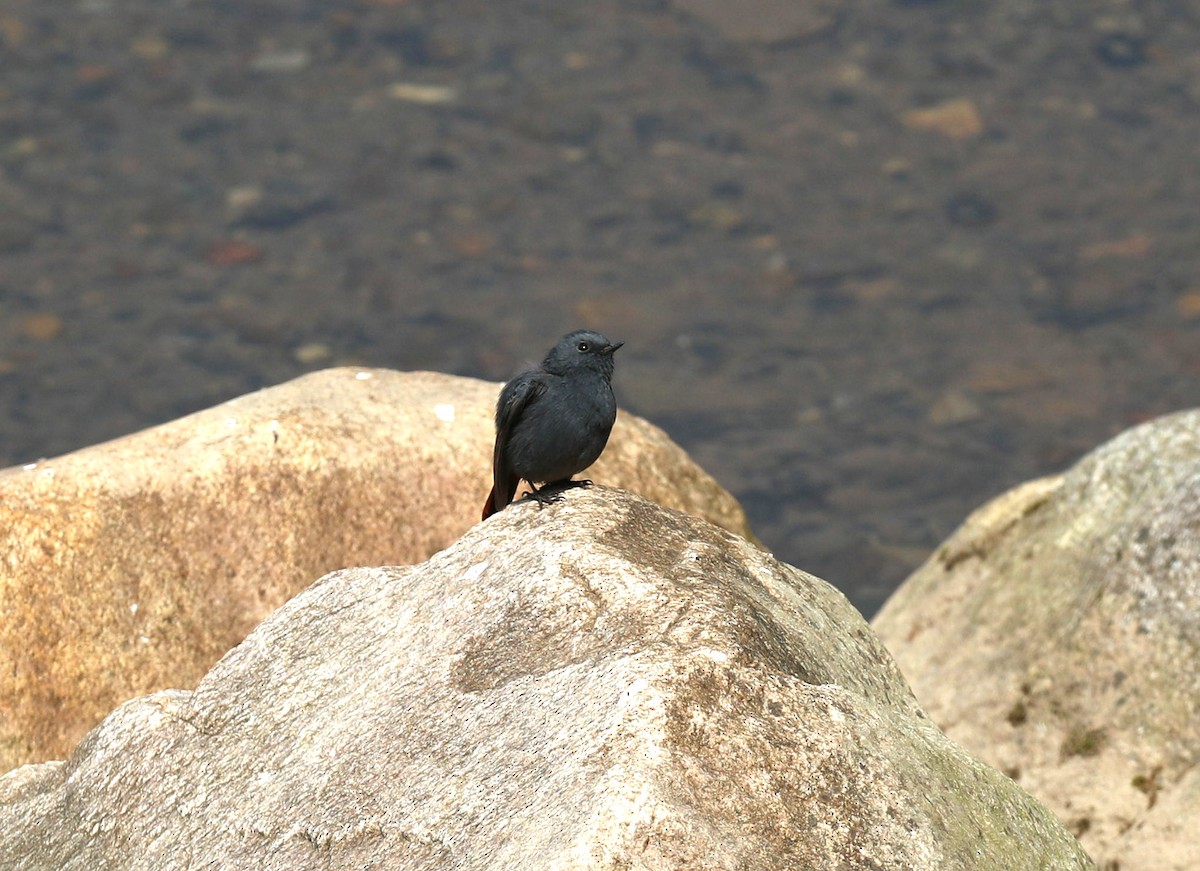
[[605, 341, 624, 355]]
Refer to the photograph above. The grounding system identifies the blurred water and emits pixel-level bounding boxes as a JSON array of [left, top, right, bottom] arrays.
[[2, 0, 1199, 615]]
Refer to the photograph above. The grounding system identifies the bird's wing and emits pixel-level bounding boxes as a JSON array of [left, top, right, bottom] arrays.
[[490, 374, 547, 511]]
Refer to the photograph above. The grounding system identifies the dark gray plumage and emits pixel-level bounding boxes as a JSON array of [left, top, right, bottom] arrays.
[[483, 330, 622, 519]]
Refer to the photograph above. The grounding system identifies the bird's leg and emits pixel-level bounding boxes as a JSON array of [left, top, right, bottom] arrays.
[[526, 478, 592, 508], [526, 482, 567, 508]]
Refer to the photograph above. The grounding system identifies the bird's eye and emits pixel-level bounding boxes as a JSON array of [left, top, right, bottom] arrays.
[[577, 341, 590, 352]]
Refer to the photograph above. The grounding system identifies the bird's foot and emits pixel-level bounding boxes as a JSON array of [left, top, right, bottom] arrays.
[[526, 479, 591, 508]]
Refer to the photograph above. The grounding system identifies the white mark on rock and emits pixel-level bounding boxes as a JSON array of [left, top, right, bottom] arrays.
[[621, 677, 651, 701], [434, 403, 456, 423]]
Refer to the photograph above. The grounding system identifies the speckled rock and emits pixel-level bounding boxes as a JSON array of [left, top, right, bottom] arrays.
[[0, 488, 1091, 870], [874, 409, 1200, 871], [0, 368, 753, 772]]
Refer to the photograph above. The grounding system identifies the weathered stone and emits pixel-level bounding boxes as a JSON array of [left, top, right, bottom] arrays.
[[0, 369, 753, 772], [0, 488, 1091, 870], [874, 409, 1200, 871]]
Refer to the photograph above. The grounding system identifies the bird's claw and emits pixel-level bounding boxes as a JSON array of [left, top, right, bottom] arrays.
[[525, 478, 592, 508], [526, 487, 563, 508]]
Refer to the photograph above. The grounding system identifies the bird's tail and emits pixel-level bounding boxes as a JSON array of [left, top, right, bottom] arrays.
[[481, 485, 499, 520], [481, 474, 521, 520]]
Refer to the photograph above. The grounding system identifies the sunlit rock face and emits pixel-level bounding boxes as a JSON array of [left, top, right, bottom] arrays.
[[0, 368, 752, 772], [874, 408, 1200, 871]]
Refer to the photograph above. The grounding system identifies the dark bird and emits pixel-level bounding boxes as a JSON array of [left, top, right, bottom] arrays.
[[483, 330, 622, 520]]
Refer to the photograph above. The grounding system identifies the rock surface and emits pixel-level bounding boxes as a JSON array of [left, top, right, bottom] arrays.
[[0, 368, 752, 772], [0, 487, 1091, 870], [873, 409, 1200, 871]]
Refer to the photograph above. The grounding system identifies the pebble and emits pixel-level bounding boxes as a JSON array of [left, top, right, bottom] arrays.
[[9, 137, 37, 156], [293, 343, 332, 364], [388, 82, 457, 105], [74, 64, 118, 101], [233, 189, 334, 231], [251, 49, 311, 74], [517, 254, 545, 272], [226, 186, 264, 211], [130, 35, 168, 60], [450, 232, 492, 258], [928, 390, 982, 426], [75, 64, 115, 85], [901, 98, 984, 141], [1079, 233, 1153, 261], [1176, 291, 1200, 320], [967, 364, 1050, 394], [671, 0, 840, 45], [1094, 34, 1148, 69], [205, 239, 264, 266], [944, 192, 998, 229], [0, 16, 27, 46], [214, 297, 286, 343], [688, 202, 746, 232], [22, 314, 64, 342], [845, 277, 897, 303]]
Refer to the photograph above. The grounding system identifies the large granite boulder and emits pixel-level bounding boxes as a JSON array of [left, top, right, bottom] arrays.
[[873, 409, 1200, 871], [0, 487, 1091, 870], [0, 369, 752, 772]]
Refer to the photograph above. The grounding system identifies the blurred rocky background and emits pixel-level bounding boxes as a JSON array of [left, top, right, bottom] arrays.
[[2, 0, 1199, 614]]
